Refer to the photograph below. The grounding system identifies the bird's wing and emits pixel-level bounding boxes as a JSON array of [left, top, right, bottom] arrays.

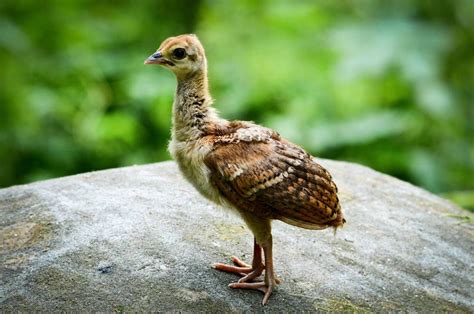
[[205, 130, 342, 230]]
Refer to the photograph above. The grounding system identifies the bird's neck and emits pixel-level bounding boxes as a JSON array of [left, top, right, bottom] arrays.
[[172, 69, 223, 141]]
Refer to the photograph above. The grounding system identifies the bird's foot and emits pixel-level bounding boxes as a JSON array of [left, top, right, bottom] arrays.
[[212, 256, 281, 284], [212, 256, 264, 281], [229, 280, 276, 305]]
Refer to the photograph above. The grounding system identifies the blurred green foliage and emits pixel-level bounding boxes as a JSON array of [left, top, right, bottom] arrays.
[[0, 1, 473, 209]]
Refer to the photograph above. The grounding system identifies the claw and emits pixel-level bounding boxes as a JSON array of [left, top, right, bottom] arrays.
[[212, 255, 263, 280], [212, 262, 252, 275], [262, 285, 273, 305], [229, 280, 275, 305], [230, 256, 251, 268]]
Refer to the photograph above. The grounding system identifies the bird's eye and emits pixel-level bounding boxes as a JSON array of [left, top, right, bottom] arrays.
[[172, 48, 186, 60]]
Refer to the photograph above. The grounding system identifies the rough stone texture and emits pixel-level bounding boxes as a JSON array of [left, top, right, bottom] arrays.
[[0, 160, 473, 312]]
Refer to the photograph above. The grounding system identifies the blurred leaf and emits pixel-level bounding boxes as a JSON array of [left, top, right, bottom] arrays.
[[304, 110, 410, 151], [443, 191, 474, 212]]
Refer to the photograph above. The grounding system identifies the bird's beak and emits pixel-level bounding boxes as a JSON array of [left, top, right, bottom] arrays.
[[144, 51, 163, 65]]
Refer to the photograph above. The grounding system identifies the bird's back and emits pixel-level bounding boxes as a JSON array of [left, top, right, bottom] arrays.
[[204, 122, 344, 230]]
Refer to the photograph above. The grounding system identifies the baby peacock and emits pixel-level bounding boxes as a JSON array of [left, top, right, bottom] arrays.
[[144, 34, 345, 305]]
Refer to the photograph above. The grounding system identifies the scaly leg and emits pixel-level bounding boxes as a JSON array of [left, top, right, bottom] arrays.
[[228, 235, 277, 305], [212, 238, 265, 281]]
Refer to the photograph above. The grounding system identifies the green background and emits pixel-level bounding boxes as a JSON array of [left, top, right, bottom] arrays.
[[1, 0, 473, 210]]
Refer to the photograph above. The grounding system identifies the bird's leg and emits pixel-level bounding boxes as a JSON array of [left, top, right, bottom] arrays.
[[238, 238, 267, 283], [228, 235, 277, 305], [212, 238, 265, 279]]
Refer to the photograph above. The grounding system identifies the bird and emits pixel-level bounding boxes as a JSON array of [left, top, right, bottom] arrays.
[[144, 34, 345, 305]]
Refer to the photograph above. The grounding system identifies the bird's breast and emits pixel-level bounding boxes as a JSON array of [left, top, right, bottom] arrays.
[[168, 138, 229, 206]]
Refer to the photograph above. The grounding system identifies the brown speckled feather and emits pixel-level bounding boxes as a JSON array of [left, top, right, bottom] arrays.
[[204, 124, 344, 230]]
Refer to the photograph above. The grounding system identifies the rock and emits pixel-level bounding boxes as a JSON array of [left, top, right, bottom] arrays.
[[0, 160, 472, 312]]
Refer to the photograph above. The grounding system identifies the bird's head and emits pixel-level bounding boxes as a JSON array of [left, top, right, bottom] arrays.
[[144, 34, 206, 79]]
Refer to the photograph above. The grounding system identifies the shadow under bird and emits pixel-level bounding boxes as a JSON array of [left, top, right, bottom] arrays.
[[144, 34, 345, 305]]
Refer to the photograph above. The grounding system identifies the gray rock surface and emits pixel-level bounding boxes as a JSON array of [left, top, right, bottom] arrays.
[[0, 160, 473, 312]]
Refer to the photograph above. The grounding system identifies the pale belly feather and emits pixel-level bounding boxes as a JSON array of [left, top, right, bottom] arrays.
[[168, 139, 229, 207]]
